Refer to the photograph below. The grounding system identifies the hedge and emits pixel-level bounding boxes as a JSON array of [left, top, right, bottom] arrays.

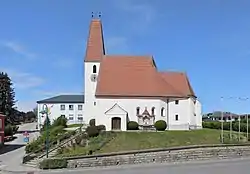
[[127, 121, 139, 130], [39, 158, 67, 169], [203, 121, 250, 133]]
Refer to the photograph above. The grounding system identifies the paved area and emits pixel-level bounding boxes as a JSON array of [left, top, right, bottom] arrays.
[[0, 122, 41, 173], [38, 157, 250, 174]]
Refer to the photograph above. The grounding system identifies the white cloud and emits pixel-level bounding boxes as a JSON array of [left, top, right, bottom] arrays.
[[1, 68, 45, 89], [1, 41, 36, 59]]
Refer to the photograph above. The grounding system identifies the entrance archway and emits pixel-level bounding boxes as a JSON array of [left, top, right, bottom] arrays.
[[111, 117, 121, 130]]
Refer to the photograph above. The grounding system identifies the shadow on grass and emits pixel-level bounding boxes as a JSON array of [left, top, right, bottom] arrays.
[[0, 144, 25, 155]]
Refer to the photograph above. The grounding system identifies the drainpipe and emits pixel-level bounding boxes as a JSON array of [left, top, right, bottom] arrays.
[[167, 99, 169, 130]]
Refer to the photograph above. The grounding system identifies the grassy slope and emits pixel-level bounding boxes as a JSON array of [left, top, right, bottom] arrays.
[[67, 124, 82, 128], [99, 129, 246, 153]]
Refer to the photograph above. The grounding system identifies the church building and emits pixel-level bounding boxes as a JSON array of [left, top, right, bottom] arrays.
[[37, 18, 202, 131], [83, 19, 202, 131]]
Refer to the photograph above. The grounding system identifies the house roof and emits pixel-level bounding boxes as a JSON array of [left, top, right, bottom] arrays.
[[37, 95, 84, 104], [159, 71, 196, 97], [85, 19, 196, 98], [85, 19, 105, 62], [95, 55, 195, 98]]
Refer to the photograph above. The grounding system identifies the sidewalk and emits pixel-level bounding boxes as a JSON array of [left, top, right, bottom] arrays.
[[0, 123, 41, 174], [0, 164, 41, 173]]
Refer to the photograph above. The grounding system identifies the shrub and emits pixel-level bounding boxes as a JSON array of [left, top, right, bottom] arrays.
[[5, 124, 13, 136], [97, 125, 106, 132], [127, 121, 139, 130], [52, 116, 67, 128], [39, 158, 67, 169], [202, 121, 250, 135], [25, 140, 41, 153], [202, 121, 221, 129], [154, 120, 167, 131], [75, 134, 83, 145], [86, 126, 99, 137], [12, 125, 19, 134], [49, 126, 65, 136], [89, 119, 96, 126]]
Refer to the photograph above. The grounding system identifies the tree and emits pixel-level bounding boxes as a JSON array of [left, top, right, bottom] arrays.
[[0, 72, 16, 124], [33, 106, 38, 119], [25, 111, 36, 122]]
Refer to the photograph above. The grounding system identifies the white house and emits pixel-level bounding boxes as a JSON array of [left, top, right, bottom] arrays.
[[37, 95, 84, 129], [36, 18, 202, 131]]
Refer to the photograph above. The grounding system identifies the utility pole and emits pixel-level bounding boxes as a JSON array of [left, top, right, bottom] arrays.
[[230, 112, 232, 140], [238, 97, 249, 142], [220, 97, 224, 143], [40, 104, 49, 158], [247, 113, 249, 140], [238, 115, 241, 142]]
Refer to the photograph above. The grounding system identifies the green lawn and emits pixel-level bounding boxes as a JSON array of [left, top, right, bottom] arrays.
[[67, 124, 82, 128], [55, 129, 247, 157], [98, 129, 247, 153]]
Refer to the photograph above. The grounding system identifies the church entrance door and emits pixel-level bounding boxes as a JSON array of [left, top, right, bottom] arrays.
[[111, 117, 121, 130]]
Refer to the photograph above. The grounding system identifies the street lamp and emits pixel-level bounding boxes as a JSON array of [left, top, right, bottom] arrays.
[[40, 104, 49, 158], [220, 97, 224, 143], [220, 96, 249, 142]]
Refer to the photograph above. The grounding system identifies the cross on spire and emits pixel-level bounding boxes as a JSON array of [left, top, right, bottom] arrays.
[[91, 12, 102, 19]]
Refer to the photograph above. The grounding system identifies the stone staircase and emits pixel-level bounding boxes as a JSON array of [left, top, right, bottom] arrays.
[[24, 150, 58, 167], [24, 127, 87, 168]]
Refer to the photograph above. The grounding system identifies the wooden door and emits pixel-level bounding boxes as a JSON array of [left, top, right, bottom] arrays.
[[111, 117, 121, 130]]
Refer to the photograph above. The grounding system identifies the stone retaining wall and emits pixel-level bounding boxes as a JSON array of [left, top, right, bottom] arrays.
[[65, 145, 250, 169]]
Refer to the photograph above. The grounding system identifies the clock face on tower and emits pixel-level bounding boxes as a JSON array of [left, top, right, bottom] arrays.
[[90, 74, 97, 82]]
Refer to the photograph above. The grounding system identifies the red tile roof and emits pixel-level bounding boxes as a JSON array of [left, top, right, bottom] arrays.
[[85, 19, 105, 62], [85, 19, 196, 98], [95, 55, 195, 98]]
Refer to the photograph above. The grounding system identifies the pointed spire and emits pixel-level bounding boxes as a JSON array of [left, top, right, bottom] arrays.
[[85, 15, 105, 62]]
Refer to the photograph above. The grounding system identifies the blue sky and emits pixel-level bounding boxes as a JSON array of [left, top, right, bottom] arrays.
[[1, 0, 250, 113]]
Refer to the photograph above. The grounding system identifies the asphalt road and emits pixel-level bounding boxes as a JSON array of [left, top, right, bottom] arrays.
[[0, 122, 40, 172], [39, 158, 250, 174]]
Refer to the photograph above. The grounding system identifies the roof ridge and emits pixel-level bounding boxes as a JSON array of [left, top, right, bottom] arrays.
[[104, 55, 153, 58]]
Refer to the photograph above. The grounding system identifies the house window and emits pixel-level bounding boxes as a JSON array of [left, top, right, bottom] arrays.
[[161, 107, 165, 117], [68, 114, 74, 120], [175, 114, 179, 121], [93, 65, 97, 73], [151, 107, 155, 115], [136, 107, 140, 115], [94, 102, 96, 106], [175, 100, 179, 105], [78, 114, 83, 121], [69, 105, 74, 110], [61, 115, 65, 118], [78, 105, 83, 110], [60, 105, 65, 110]]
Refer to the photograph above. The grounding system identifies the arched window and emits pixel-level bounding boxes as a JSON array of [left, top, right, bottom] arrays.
[[151, 107, 155, 115], [136, 107, 140, 115], [161, 107, 165, 117], [93, 65, 97, 73]]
